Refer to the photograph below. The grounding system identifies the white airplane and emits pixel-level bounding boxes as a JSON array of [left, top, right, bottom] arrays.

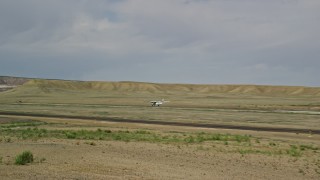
[[150, 99, 169, 106]]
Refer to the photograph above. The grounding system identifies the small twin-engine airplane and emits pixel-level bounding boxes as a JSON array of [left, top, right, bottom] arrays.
[[150, 99, 169, 106]]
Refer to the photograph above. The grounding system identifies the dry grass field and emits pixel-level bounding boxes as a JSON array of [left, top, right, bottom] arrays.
[[0, 78, 320, 179]]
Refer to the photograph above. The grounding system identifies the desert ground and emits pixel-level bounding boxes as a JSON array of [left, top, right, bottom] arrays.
[[0, 77, 320, 179]]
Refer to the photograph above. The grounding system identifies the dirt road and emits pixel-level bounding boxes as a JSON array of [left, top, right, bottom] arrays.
[[0, 111, 319, 134]]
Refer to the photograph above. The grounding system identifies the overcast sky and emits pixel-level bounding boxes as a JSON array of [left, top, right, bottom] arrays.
[[0, 0, 319, 86]]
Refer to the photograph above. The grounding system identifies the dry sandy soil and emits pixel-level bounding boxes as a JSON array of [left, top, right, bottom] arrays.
[[1, 117, 320, 180]]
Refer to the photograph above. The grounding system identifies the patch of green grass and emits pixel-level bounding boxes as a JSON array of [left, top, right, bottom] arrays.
[[286, 145, 302, 157], [299, 144, 319, 151], [17, 128, 49, 139], [183, 133, 251, 144], [0, 156, 2, 164], [65, 131, 77, 139], [0, 127, 252, 144], [184, 136, 195, 143], [15, 151, 34, 165]]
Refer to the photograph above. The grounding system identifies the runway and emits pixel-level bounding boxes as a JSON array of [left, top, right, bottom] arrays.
[[0, 111, 319, 134]]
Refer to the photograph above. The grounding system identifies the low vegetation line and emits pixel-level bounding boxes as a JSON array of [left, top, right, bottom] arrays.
[[2, 126, 317, 157], [0, 111, 319, 134], [0, 127, 251, 144]]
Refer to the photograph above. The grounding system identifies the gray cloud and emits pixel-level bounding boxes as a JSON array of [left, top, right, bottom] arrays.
[[0, 0, 319, 86]]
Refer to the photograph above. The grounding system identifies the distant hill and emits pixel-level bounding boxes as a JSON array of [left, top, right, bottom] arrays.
[[0, 76, 30, 92], [0, 76, 30, 86], [1, 76, 320, 96]]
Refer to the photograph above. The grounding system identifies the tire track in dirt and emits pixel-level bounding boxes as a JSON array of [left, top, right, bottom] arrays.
[[0, 111, 319, 134]]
